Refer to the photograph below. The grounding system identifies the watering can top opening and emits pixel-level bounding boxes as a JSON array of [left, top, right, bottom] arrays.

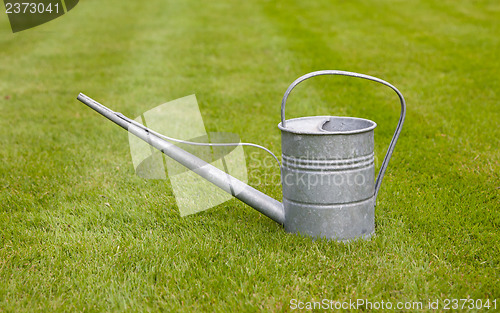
[[278, 116, 377, 135]]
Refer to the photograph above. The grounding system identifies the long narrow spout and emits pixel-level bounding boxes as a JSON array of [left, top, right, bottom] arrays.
[[77, 93, 285, 224]]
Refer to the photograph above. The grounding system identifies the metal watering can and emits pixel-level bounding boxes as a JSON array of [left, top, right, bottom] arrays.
[[77, 70, 406, 241]]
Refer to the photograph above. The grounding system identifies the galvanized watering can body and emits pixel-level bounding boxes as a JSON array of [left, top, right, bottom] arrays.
[[279, 71, 406, 240], [279, 116, 377, 240], [77, 70, 406, 242]]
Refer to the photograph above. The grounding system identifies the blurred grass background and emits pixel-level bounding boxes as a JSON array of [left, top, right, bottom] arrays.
[[0, 0, 499, 311]]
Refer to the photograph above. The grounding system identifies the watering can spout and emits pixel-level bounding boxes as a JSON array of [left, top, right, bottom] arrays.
[[76, 93, 285, 224]]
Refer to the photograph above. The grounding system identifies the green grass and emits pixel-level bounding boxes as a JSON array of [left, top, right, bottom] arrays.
[[0, 0, 499, 311]]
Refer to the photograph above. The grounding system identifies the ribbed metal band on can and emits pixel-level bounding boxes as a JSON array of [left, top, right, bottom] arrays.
[[282, 152, 374, 172]]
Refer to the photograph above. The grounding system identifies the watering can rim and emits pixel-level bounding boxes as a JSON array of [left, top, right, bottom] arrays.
[[278, 115, 377, 135]]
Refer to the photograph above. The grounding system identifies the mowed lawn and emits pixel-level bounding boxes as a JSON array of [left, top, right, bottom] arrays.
[[0, 0, 499, 311]]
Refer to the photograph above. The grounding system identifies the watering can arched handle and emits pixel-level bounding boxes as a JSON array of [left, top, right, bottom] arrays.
[[281, 70, 406, 201]]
